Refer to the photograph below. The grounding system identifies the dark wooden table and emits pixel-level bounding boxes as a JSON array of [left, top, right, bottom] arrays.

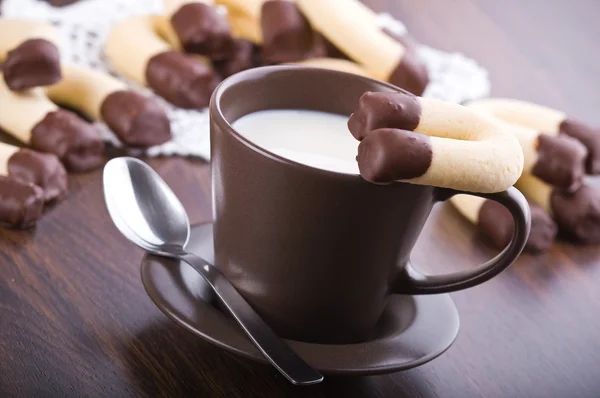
[[2, 1, 600, 397]]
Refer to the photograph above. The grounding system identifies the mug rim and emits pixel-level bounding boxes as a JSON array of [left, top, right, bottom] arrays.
[[209, 65, 405, 181]]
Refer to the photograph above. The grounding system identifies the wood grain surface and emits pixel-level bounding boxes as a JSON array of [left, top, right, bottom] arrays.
[[2, 1, 600, 397]]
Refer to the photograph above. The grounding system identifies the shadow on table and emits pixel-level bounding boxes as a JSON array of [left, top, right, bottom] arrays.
[[124, 320, 436, 398]]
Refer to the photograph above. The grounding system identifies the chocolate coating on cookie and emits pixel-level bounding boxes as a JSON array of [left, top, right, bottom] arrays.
[[100, 91, 171, 147], [559, 118, 600, 174], [528, 203, 558, 253], [348, 91, 421, 140], [170, 2, 234, 60], [146, 51, 220, 109], [356, 128, 432, 184], [7, 149, 68, 202], [261, 0, 321, 64], [213, 39, 262, 79], [551, 185, 600, 244], [3, 39, 62, 91], [0, 176, 44, 228], [30, 110, 105, 172], [388, 50, 429, 96], [532, 134, 587, 192], [479, 199, 556, 254]]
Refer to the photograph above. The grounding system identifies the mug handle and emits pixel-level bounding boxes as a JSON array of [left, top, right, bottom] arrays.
[[393, 186, 531, 295]]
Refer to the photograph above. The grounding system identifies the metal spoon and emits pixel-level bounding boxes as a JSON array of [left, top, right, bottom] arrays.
[[102, 157, 323, 386]]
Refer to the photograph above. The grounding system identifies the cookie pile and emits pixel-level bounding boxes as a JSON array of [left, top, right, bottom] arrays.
[[0, 18, 173, 228], [103, 0, 430, 110], [452, 98, 600, 254]]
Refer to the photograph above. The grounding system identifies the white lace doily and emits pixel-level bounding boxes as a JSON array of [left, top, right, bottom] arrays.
[[2, 0, 491, 160]]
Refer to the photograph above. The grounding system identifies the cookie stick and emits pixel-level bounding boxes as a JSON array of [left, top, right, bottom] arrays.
[[45, 64, 171, 147], [0, 142, 67, 202], [154, 14, 224, 65], [296, 0, 429, 96], [164, 0, 234, 59], [494, 120, 587, 192], [451, 194, 557, 254], [0, 76, 105, 172], [466, 98, 600, 174], [516, 173, 600, 244], [0, 175, 45, 229], [105, 16, 219, 109], [0, 19, 62, 90]]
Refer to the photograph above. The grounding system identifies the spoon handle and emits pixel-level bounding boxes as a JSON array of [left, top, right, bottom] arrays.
[[179, 252, 324, 386]]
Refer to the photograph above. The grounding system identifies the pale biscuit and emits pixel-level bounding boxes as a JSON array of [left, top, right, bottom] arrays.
[[463, 109, 588, 191], [105, 16, 171, 86], [466, 98, 600, 174], [516, 174, 600, 244], [45, 64, 172, 147], [296, 0, 429, 95]]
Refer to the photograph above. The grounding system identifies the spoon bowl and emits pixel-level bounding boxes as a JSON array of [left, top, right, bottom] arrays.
[[103, 157, 190, 256]]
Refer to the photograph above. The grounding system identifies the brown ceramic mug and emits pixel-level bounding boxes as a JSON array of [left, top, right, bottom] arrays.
[[209, 66, 530, 344]]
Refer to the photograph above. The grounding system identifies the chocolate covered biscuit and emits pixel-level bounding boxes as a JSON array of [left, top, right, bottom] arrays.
[[452, 194, 557, 254], [517, 173, 600, 244], [105, 16, 220, 110], [169, 1, 235, 59], [0, 20, 63, 90], [45, 64, 171, 147], [467, 98, 600, 175], [3, 39, 62, 91], [0, 143, 68, 202], [297, 0, 429, 95], [146, 51, 220, 109], [348, 91, 524, 193], [0, 75, 105, 172], [261, 0, 323, 64], [0, 176, 45, 229], [30, 110, 105, 172]]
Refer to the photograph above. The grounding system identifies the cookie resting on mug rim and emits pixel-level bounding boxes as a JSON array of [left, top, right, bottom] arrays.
[[348, 91, 524, 193]]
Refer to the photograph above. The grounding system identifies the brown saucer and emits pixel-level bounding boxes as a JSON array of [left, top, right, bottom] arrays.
[[140, 223, 460, 376]]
